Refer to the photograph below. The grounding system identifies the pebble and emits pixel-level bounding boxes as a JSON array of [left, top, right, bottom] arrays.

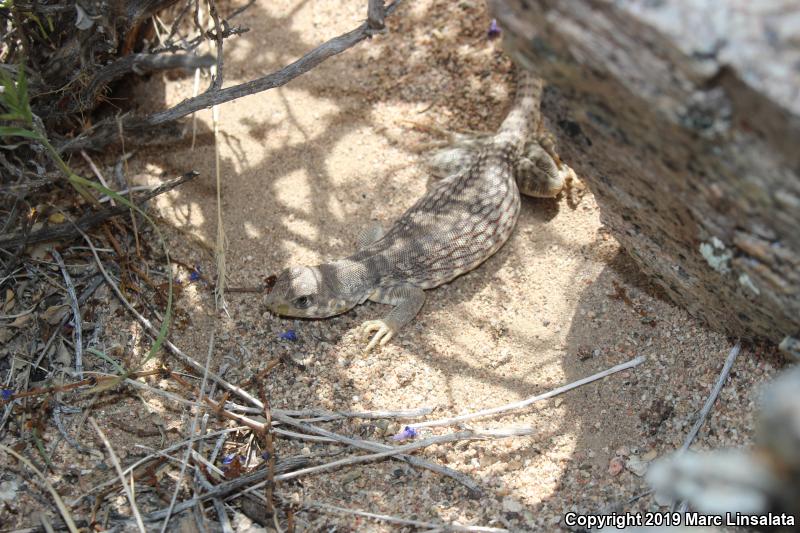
[[0, 480, 18, 501], [642, 449, 658, 462], [608, 457, 624, 476], [625, 455, 649, 477], [502, 497, 524, 513]]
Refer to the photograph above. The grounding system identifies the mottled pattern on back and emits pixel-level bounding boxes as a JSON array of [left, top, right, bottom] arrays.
[[357, 146, 521, 289], [350, 73, 543, 290]]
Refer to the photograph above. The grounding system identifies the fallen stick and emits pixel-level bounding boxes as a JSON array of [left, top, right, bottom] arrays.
[[140, 428, 530, 521], [410, 355, 646, 429], [225, 404, 434, 420], [272, 413, 484, 495], [674, 341, 742, 513], [62, 1, 403, 151], [680, 342, 741, 453]]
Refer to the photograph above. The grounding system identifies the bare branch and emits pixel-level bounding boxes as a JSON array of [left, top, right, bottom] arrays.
[[61, 1, 402, 151], [367, 0, 386, 31]]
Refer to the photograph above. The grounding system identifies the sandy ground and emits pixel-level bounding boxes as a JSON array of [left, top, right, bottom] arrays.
[[1, 1, 788, 531]]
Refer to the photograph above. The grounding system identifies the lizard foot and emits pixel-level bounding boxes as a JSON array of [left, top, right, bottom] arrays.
[[361, 319, 396, 352]]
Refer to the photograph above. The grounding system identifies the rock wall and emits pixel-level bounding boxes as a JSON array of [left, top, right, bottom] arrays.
[[490, 0, 800, 347]]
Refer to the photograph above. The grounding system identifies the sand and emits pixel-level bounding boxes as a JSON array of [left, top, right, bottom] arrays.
[[1, 1, 786, 531]]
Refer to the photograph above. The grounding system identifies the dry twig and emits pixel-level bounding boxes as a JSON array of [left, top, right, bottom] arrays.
[[88, 417, 146, 533], [410, 355, 646, 429], [62, 1, 403, 151], [0, 444, 79, 533]]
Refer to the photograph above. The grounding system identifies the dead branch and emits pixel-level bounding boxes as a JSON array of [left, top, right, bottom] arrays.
[[62, 53, 216, 116], [60, 1, 402, 152]]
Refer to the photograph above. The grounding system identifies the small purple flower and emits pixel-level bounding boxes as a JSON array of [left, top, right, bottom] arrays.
[[261, 450, 271, 461], [279, 330, 297, 342], [488, 19, 501, 40], [1, 389, 13, 401], [222, 454, 246, 467], [189, 269, 201, 282], [174, 278, 183, 285], [392, 426, 419, 441]]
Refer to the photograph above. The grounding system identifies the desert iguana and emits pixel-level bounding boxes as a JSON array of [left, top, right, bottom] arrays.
[[265, 70, 575, 350]]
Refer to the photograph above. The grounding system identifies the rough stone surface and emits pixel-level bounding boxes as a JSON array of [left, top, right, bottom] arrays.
[[490, 0, 800, 344]]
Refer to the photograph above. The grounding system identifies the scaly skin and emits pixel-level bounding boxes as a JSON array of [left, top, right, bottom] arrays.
[[265, 71, 573, 350]]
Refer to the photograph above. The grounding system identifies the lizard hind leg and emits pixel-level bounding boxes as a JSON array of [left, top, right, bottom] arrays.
[[362, 284, 425, 352], [426, 133, 492, 180], [515, 141, 569, 198]]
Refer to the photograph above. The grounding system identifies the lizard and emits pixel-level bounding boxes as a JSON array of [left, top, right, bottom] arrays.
[[265, 70, 575, 351]]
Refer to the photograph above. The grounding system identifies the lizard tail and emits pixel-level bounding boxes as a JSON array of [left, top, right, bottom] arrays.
[[495, 70, 543, 150]]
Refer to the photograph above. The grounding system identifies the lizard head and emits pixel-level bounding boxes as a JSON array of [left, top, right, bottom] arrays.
[[264, 265, 354, 318]]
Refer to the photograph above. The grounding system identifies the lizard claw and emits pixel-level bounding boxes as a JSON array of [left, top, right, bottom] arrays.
[[361, 320, 396, 352]]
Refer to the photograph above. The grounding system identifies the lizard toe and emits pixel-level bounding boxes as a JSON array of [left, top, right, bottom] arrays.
[[362, 320, 395, 352]]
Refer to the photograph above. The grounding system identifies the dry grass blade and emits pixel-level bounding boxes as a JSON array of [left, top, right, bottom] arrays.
[[410, 355, 646, 429], [88, 417, 146, 533], [0, 444, 79, 533], [71, 427, 248, 506], [51, 250, 82, 379], [229, 427, 533, 502], [81, 230, 264, 409], [160, 333, 215, 532], [212, 82, 226, 311]]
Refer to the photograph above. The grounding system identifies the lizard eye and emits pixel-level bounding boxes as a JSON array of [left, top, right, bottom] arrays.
[[293, 296, 312, 309]]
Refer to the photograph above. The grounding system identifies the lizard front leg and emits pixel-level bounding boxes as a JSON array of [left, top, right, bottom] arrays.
[[362, 284, 425, 351]]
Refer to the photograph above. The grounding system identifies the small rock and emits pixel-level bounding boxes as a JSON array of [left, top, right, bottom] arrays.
[[554, 398, 564, 408], [626, 455, 649, 477], [490, 348, 513, 368], [502, 496, 524, 513], [642, 449, 658, 462], [0, 480, 18, 501], [608, 457, 624, 476]]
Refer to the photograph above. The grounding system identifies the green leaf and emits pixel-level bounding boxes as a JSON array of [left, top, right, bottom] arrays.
[[16, 66, 31, 123], [0, 70, 21, 115], [0, 112, 25, 121], [0, 126, 41, 139]]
